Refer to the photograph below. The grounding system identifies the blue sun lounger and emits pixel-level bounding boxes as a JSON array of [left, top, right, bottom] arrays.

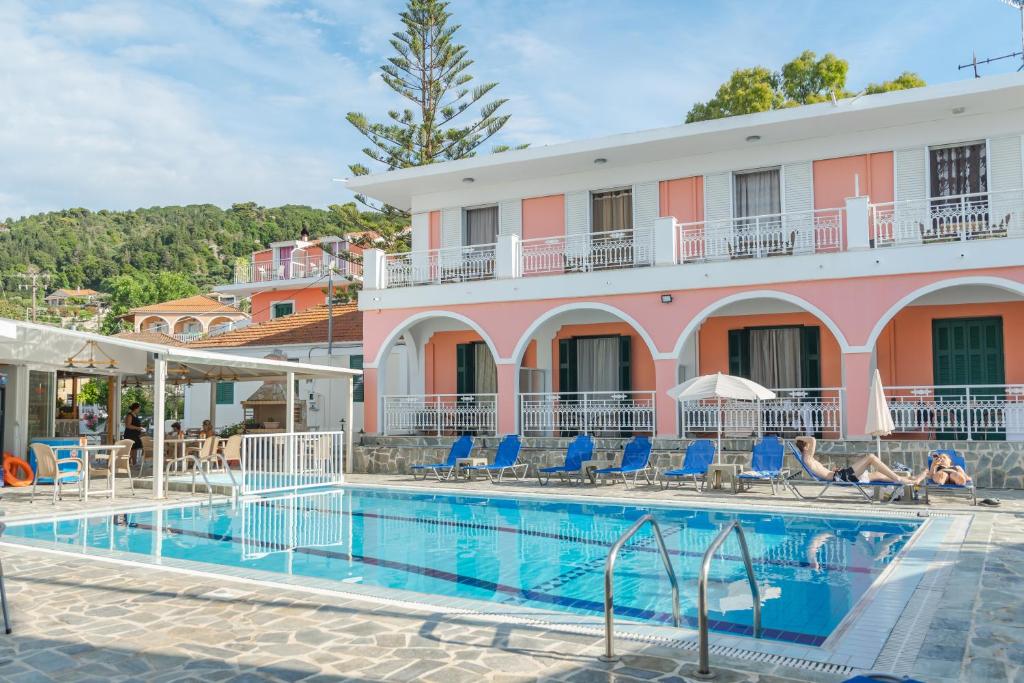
[[783, 440, 902, 503], [592, 436, 654, 487], [536, 434, 594, 485], [660, 439, 715, 491], [463, 435, 527, 482], [737, 436, 788, 495], [924, 449, 976, 506], [409, 435, 473, 481]]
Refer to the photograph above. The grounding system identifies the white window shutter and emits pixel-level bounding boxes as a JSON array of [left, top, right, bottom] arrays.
[[498, 199, 522, 237], [783, 161, 815, 254], [565, 190, 590, 258], [631, 181, 658, 265], [410, 212, 429, 252], [702, 172, 731, 259], [989, 135, 1024, 238], [894, 147, 927, 245], [440, 207, 462, 267]]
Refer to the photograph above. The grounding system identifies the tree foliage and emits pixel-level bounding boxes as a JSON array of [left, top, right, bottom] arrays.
[[686, 51, 925, 123]]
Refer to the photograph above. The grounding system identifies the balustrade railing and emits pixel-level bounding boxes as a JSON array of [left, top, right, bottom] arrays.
[[678, 207, 844, 262], [382, 394, 498, 436], [234, 253, 361, 285], [239, 431, 345, 495], [519, 228, 653, 276], [870, 189, 1023, 247], [884, 384, 1024, 440], [385, 244, 497, 287], [680, 388, 844, 437], [519, 391, 656, 436]]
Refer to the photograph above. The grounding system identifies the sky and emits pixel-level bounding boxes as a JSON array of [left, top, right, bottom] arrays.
[[0, 0, 1021, 220]]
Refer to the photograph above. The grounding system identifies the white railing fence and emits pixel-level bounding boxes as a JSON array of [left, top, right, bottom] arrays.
[[519, 391, 656, 436], [678, 207, 845, 262], [385, 244, 497, 287], [519, 228, 653, 276], [234, 253, 362, 285], [382, 394, 498, 436], [884, 384, 1024, 441], [680, 388, 845, 437], [870, 189, 1024, 248], [239, 431, 345, 495], [174, 331, 204, 343], [241, 489, 346, 559]]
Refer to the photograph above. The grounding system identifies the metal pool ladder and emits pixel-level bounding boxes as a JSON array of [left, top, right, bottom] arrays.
[[693, 521, 761, 679], [599, 513, 680, 662]]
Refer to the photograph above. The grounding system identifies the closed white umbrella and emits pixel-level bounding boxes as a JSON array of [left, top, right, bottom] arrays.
[[865, 368, 895, 459], [667, 373, 776, 455]]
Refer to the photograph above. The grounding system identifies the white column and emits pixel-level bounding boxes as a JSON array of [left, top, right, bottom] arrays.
[[152, 356, 167, 499], [362, 248, 387, 290], [495, 233, 521, 279], [110, 375, 122, 445], [285, 372, 296, 433], [343, 375, 354, 476], [845, 195, 870, 250], [208, 379, 218, 431], [653, 216, 678, 266]]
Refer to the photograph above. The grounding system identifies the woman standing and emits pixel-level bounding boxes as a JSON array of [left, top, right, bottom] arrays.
[[123, 402, 145, 467]]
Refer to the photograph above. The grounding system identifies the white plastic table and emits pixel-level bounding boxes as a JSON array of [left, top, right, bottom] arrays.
[[52, 444, 125, 500]]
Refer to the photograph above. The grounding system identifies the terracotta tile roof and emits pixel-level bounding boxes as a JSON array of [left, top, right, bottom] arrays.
[[113, 330, 187, 347], [130, 295, 243, 315], [189, 303, 361, 349]]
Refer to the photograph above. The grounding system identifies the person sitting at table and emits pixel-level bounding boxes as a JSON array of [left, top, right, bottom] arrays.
[[793, 436, 925, 485], [198, 420, 216, 439], [168, 422, 184, 439]]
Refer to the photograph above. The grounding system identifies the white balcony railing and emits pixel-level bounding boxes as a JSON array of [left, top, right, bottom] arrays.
[[234, 253, 362, 285], [678, 207, 845, 262], [680, 388, 845, 437], [519, 228, 653, 276], [385, 244, 497, 287], [885, 384, 1024, 440], [239, 430, 346, 495], [519, 391, 656, 436], [174, 331, 204, 343], [382, 394, 498, 436], [870, 189, 1024, 247]]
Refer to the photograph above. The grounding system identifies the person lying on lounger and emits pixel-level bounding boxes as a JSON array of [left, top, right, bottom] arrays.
[[928, 452, 971, 486], [793, 436, 925, 486]]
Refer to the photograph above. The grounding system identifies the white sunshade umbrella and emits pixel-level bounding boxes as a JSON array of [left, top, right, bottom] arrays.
[[667, 373, 776, 455], [865, 368, 895, 459]]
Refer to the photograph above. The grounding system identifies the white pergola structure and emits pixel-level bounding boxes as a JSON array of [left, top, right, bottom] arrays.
[[0, 319, 361, 498]]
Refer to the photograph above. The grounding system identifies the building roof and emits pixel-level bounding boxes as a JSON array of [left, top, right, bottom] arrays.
[[130, 295, 244, 316], [188, 303, 362, 349], [47, 288, 101, 299], [347, 73, 1024, 210], [113, 330, 187, 347]]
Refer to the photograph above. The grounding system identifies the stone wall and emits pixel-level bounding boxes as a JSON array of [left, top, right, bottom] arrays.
[[354, 435, 1024, 489]]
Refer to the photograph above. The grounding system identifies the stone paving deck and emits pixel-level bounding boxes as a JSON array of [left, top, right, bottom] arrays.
[[0, 473, 1020, 682]]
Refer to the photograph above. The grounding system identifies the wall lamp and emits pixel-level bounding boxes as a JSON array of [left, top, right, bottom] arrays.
[[660, 294, 673, 304]]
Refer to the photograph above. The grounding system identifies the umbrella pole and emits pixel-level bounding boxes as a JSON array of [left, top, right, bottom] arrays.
[[717, 396, 722, 461], [876, 434, 882, 460]]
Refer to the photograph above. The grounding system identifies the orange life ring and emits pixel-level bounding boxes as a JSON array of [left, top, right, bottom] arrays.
[[3, 455, 33, 487]]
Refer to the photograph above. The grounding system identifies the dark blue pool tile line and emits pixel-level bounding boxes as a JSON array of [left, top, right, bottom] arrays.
[[115, 518, 825, 647]]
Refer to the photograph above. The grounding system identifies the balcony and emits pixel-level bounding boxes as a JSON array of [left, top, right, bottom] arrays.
[[385, 244, 497, 288], [382, 393, 498, 436], [519, 390, 656, 437], [884, 384, 1024, 440], [680, 388, 845, 438], [678, 208, 844, 262], [234, 253, 362, 285], [870, 189, 1023, 247], [520, 229, 652, 276]]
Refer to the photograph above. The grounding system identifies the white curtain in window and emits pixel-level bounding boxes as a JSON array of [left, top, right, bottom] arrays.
[[474, 343, 497, 394], [465, 206, 499, 245], [930, 143, 987, 197], [576, 337, 620, 392], [749, 328, 801, 389], [734, 169, 781, 217], [591, 189, 633, 232]]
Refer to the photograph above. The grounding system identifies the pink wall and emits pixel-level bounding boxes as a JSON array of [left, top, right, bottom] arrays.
[[550, 323, 655, 392], [429, 210, 441, 251], [659, 176, 704, 222], [813, 152, 894, 209], [522, 195, 565, 241], [424, 330, 487, 395], [251, 288, 327, 323]]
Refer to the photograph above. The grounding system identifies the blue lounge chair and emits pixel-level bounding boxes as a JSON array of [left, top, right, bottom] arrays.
[[924, 449, 977, 506], [660, 439, 715, 491], [737, 436, 788, 495], [463, 435, 527, 482], [783, 440, 902, 503], [409, 435, 474, 481], [592, 436, 654, 487], [536, 434, 594, 485]]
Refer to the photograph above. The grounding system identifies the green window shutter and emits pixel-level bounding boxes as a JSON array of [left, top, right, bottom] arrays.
[[271, 302, 294, 318], [558, 338, 577, 394], [800, 326, 821, 389], [727, 329, 750, 378], [350, 355, 364, 403], [618, 335, 632, 391], [933, 317, 1004, 386], [215, 382, 234, 405], [456, 343, 475, 395]]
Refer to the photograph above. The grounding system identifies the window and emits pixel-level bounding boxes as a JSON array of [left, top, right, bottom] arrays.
[[591, 188, 632, 233], [727, 326, 820, 389], [464, 206, 499, 246], [215, 382, 234, 405], [930, 141, 986, 198], [558, 335, 631, 393], [456, 342, 497, 394], [733, 168, 781, 218], [271, 302, 294, 319], [350, 355, 364, 403], [220, 295, 236, 307]]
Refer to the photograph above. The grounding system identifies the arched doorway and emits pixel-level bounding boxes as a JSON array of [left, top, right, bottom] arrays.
[[138, 315, 169, 333]]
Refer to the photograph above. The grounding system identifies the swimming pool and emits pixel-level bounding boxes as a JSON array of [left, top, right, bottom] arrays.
[[4, 487, 924, 647]]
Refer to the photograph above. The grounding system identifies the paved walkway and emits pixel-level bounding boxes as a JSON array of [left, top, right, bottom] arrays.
[[0, 474, 1020, 682]]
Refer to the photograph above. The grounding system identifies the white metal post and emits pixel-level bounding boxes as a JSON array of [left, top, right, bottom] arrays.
[[285, 371, 296, 433], [343, 375, 354, 475], [152, 356, 167, 499]]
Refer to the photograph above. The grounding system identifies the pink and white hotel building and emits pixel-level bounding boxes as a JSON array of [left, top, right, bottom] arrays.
[[351, 75, 1024, 447]]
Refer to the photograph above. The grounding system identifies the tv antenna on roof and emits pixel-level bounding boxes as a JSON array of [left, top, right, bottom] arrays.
[[960, 0, 1024, 76]]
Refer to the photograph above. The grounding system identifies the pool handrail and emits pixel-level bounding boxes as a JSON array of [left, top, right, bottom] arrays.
[[695, 521, 761, 678], [599, 513, 680, 662]]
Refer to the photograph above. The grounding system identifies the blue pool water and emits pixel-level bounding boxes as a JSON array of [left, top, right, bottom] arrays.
[[5, 487, 922, 645]]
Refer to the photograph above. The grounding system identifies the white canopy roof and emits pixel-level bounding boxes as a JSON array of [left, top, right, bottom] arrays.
[[666, 373, 776, 402], [0, 318, 361, 383]]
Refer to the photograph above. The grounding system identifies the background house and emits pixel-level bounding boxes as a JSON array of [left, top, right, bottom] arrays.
[[127, 295, 249, 343]]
